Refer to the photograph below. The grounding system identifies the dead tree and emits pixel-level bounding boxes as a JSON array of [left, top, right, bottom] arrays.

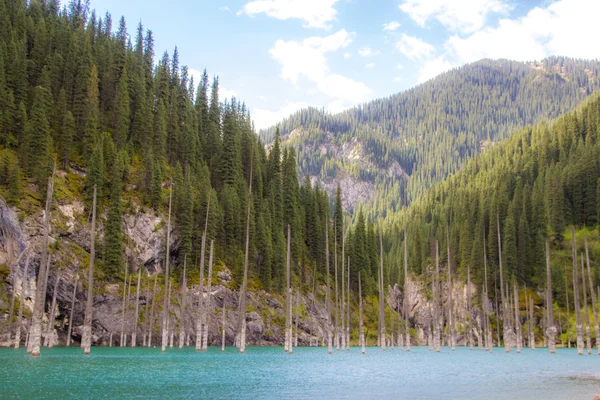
[[497, 212, 511, 352], [467, 265, 473, 350], [132, 267, 142, 347], [404, 211, 410, 352], [545, 240, 556, 353], [28, 166, 56, 356], [434, 241, 441, 352], [120, 263, 129, 347], [285, 224, 291, 353], [325, 218, 333, 354], [45, 275, 60, 347], [581, 254, 591, 354], [202, 241, 215, 351], [148, 273, 158, 347], [359, 271, 365, 354], [14, 253, 30, 349], [379, 227, 386, 351], [571, 227, 583, 355], [161, 184, 173, 352], [196, 196, 210, 351], [513, 282, 522, 353], [82, 183, 97, 356], [236, 160, 253, 353], [179, 256, 187, 349], [584, 237, 599, 355]]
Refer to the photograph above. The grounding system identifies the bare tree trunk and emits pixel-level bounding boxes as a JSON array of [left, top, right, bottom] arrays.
[[294, 291, 299, 347], [341, 227, 345, 351], [325, 218, 332, 354], [467, 265, 473, 350], [334, 224, 340, 351], [82, 183, 97, 356], [497, 212, 511, 353], [584, 237, 599, 355], [143, 275, 150, 347], [161, 184, 173, 352], [221, 301, 226, 352], [45, 276, 60, 348], [544, 240, 556, 353], [347, 256, 351, 349], [236, 161, 253, 354], [120, 263, 129, 347], [202, 241, 214, 351], [446, 225, 454, 351], [513, 282, 522, 353], [285, 224, 291, 353], [196, 231, 207, 351], [581, 254, 591, 354], [571, 227, 583, 355], [167, 280, 173, 348], [14, 254, 30, 349], [404, 212, 410, 352], [359, 271, 365, 354], [29, 167, 56, 356], [132, 267, 141, 347], [148, 273, 158, 347], [66, 266, 78, 347], [179, 256, 187, 349], [109, 332, 113, 347], [379, 226, 386, 351], [434, 241, 441, 352], [564, 264, 571, 348], [529, 295, 535, 350], [125, 274, 133, 345]]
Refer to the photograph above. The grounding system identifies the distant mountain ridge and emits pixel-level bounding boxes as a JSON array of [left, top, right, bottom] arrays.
[[260, 57, 600, 216]]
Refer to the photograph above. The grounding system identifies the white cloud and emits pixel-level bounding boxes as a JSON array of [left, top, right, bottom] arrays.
[[343, 52, 352, 59], [220, 87, 238, 101], [188, 68, 203, 87], [393, 76, 403, 83], [239, 0, 339, 29], [406, 0, 600, 85], [396, 34, 434, 61], [219, 6, 232, 13], [252, 101, 314, 130], [417, 57, 453, 83], [365, 62, 375, 69], [382, 21, 401, 31], [358, 47, 381, 57], [396, 64, 404, 70], [269, 29, 372, 113], [258, 95, 268, 102], [270, 29, 354, 84], [399, 0, 510, 33]]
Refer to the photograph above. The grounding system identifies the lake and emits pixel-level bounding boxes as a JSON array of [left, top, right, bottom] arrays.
[[1, 346, 599, 399]]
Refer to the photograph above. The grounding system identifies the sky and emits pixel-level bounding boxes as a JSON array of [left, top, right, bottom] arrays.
[[89, 0, 600, 130]]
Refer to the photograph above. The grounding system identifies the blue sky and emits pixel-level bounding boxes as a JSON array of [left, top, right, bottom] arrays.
[[89, 0, 599, 130]]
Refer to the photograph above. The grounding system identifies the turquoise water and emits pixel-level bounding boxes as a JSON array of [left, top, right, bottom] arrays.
[[1, 346, 599, 399]]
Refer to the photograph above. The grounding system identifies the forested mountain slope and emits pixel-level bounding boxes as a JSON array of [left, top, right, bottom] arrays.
[[377, 92, 600, 307], [261, 58, 600, 216]]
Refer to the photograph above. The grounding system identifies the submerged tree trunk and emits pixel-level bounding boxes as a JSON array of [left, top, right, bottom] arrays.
[[120, 264, 129, 347], [202, 241, 214, 351], [581, 255, 591, 355], [66, 266, 79, 347], [545, 240, 556, 353], [161, 184, 173, 352], [82, 184, 97, 356], [143, 275, 150, 347], [283, 225, 294, 353], [496, 212, 511, 353], [434, 241, 441, 352], [221, 301, 226, 352], [148, 273, 158, 347], [236, 161, 253, 354], [14, 254, 30, 349], [334, 226, 340, 351], [379, 227, 386, 351], [564, 264, 571, 348], [341, 228, 346, 351], [326, 218, 333, 354], [179, 256, 187, 349], [571, 227, 584, 355], [45, 276, 60, 348], [359, 271, 365, 354], [529, 295, 535, 350], [347, 256, 351, 349], [196, 198, 210, 351], [584, 237, 599, 355], [513, 282, 522, 353], [404, 212, 410, 352], [133, 267, 141, 347], [29, 168, 56, 356], [294, 291, 299, 347], [467, 265, 473, 350], [446, 225, 454, 351], [7, 245, 27, 343]]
